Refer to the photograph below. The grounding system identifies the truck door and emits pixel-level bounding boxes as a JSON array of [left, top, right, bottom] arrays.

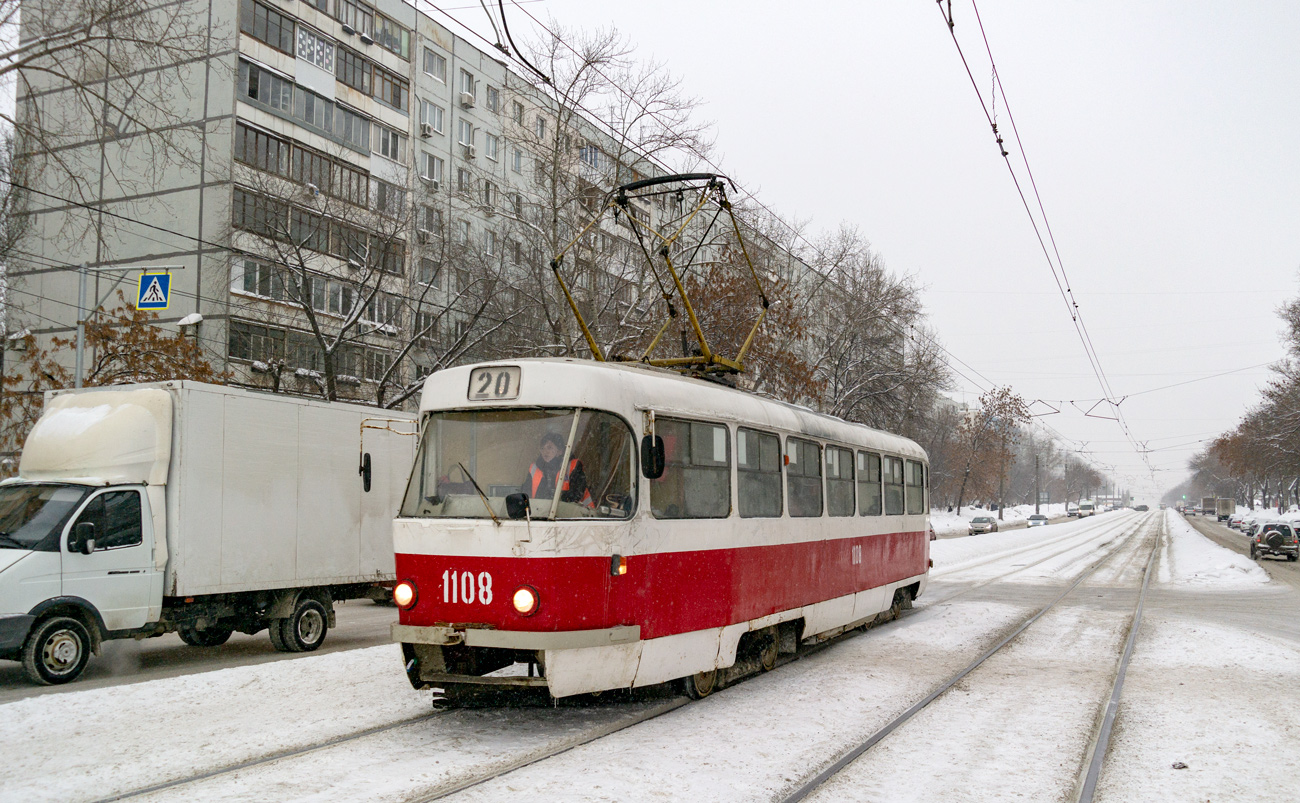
[[61, 488, 157, 631]]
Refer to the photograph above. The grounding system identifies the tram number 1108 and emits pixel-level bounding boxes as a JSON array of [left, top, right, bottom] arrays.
[[442, 570, 494, 605]]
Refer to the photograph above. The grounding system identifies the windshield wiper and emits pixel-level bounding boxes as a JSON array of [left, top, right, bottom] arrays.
[[0, 532, 28, 549], [456, 463, 500, 526]]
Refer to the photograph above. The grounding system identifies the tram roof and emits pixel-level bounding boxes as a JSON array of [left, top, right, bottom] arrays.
[[419, 358, 927, 461]]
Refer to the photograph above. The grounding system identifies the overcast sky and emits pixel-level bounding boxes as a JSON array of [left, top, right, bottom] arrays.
[[428, 0, 1300, 502]]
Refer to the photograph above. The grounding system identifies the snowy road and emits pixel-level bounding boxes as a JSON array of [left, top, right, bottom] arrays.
[[2, 511, 1296, 802]]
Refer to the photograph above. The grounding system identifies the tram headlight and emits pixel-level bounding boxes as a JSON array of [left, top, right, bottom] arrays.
[[512, 585, 539, 616], [393, 580, 418, 609]]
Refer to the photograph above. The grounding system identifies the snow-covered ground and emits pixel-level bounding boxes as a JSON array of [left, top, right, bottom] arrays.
[[930, 502, 1069, 536], [1, 510, 1294, 802], [1159, 510, 1269, 587]]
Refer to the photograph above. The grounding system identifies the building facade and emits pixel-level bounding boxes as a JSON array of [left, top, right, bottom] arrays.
[[5, 0, 682, 406]]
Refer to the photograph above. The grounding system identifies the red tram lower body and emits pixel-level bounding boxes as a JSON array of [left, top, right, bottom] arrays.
[[393, 529, 929, 698]]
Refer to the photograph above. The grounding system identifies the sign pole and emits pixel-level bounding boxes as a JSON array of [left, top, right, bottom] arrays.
[[75, 264, 87, 388]]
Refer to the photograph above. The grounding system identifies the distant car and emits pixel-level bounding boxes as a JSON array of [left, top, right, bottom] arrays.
[[1134, 505, 1149, 512], [1159, 503, 1167, 510], [1067, 506, 1080, 517], [969, 516, 999, 535], [1026, 514, 1048, 527], [1228, 514, 1246, 530], [1252, 523, 1299, 562]]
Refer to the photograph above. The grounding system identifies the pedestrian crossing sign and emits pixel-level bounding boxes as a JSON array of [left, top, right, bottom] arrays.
[[137, 272, 171, 310]]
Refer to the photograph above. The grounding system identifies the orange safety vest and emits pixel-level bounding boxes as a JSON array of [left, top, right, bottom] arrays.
[[528, 458, 594, 508]]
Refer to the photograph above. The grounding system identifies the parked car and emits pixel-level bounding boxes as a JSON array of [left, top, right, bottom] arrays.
[[969, 516, 999, 535], [1251, 523, 1299, 562], [1067, 505, 1080, 517], [1026, 514, 1049, 528], [1228, 514, 1246, 530]]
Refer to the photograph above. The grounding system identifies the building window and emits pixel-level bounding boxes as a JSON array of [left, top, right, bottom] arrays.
[[232, 187, 288, 239], [457, 219, 470, 244], [374, 13, 410, 59], [651, 418, 730, 519], [737, 428, 782, 518], [240, 0, 295, 54], [234, 122, 290, 176], [511, 100, 524, 124], [418, 258, 440, 286], [335, 46, 371, 94], [291, 146, 332, 192], [229, 320, 287, 363], [510, 192, 523, 216], [333, 0, 374, 36], [535, 115, 546, 140], [336, 160, 368, 206], [420, 152, 443, 184], [296, 26, 334, 71], [239, 60, 293, 113], [457, 119, 473, 146], [374, 124, 406, 161], [419, 100, 444, 133], [511, 146, 522, 173], [482, 180, 496, 207], [421, 205, 442, 233], [786, 438, 823, 518], [373, 64, 409, 113], [333, 103, 370, 151], [485, 85, 499, 112], [373, 179, 405, 217], [484, 230, 496, 255], [484, 133, 500, 161], [423, 48, 446, 82], [579, 145, 599, 169], [459, 69, 475, 99], [414, 310, 439, 346], [456, 167, 470, 193]]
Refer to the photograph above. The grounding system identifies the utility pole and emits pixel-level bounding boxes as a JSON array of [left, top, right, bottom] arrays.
[[1035, 454, 1041, 515], [75, 264, 87, 388]]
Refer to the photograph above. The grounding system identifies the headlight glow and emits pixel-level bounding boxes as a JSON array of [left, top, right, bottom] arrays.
[[512, 585, 539, 616], [393, 581, 418, 609]]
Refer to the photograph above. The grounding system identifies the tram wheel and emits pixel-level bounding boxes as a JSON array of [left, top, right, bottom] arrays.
[[759, 633, 779, 672], [681, 669, 718, 700]]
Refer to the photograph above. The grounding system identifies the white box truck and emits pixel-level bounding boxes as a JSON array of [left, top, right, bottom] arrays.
[[1216, 498, 1235, 522], [0, 382, 415, 685], [1077, 500, 1096, 518]]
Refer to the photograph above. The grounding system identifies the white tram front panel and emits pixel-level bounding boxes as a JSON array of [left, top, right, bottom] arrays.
[[392, 359, 930, 697]]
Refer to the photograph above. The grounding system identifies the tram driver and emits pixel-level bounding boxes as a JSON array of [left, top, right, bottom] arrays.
[[523, 432, 594, 508]]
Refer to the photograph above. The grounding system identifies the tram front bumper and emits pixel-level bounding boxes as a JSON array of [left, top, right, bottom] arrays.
[[392, 623, 640, 650]]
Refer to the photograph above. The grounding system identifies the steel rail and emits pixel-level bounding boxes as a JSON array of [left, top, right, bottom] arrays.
[[94, 710, 451, 802], [780, 513, 1159, 802], [1075, 512, 1162, 802]]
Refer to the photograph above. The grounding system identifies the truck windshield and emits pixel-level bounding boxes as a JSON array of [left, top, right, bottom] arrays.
[[400, 408, 637, 520], [0, 484, 93, 552]]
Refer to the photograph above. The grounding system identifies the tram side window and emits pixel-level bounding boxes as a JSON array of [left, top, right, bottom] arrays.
[[826, 446, 854, 517], [651, 418, 730, 519], [883, 456, 905, 516], [905, 460, 926, 515], [858, 452, 882, 516], [738, 428, 782, 518], [787, 438, 823, 518]]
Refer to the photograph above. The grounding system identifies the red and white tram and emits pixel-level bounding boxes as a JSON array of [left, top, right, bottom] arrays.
[[391, 358, 930, 699]]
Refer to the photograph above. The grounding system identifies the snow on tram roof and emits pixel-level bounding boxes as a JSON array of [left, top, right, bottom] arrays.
[[419, 357, 927, 461]]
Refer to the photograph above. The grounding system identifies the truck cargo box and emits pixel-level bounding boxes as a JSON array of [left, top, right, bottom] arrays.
[[29, 382, 416, 597]]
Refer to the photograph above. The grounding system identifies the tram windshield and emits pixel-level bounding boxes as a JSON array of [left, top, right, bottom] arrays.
[[400, 408, 637, 520]]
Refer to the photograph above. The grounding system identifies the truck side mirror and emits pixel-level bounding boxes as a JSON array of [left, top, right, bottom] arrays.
[[73, 522, 96, 555], [359, 452, 372, 493], [505, 493, 530, 520], [640, 435, 665, 479]]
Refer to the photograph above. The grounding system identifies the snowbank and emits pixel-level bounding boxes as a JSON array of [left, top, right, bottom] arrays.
[[929, 511, 1127, 576], [1159, 510, 1269, 587], [930, 503, 1069, 537]]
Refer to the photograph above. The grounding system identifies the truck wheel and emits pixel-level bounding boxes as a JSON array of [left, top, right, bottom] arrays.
[[22, 616, 92, 686], [278, 598, 329, 652], [179, 626, 233, 647]]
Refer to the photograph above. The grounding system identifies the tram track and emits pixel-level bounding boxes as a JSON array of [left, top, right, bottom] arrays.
[[778, 512, 1161, 802], [94, 515, 1150, 803]]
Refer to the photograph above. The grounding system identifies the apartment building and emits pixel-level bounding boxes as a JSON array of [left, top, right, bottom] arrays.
[[5, 0, 674, 404]]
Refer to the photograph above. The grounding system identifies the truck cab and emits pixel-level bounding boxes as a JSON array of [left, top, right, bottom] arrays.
[[0, 482, 160, 683]]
